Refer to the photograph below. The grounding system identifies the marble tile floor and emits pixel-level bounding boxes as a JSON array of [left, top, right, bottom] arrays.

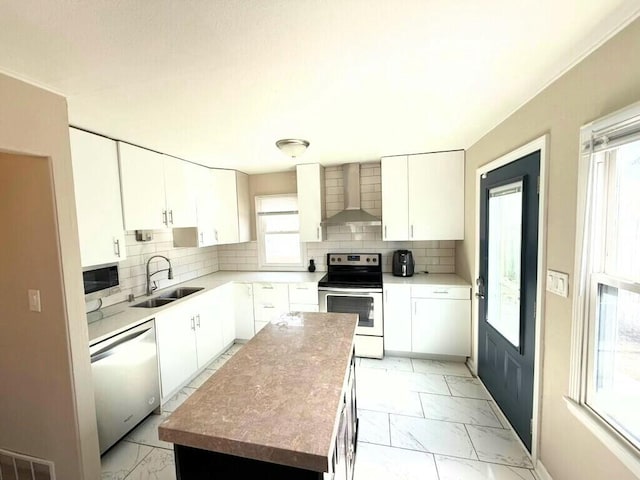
[[101, 350, 537, 480]]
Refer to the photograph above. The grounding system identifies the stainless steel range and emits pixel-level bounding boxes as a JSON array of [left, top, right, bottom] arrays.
[[318, 253, 384, 358]]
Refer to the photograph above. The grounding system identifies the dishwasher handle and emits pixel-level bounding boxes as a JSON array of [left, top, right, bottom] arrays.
[[90, 322, 154, 362]]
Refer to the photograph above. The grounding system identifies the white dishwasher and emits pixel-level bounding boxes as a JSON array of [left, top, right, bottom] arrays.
[[90, 319, 160, 454]]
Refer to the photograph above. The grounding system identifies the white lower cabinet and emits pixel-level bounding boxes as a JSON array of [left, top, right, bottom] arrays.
[[156, 289, 228, 400], [253, 283, 289, 333], [234, 283, 255, 340], [155, 302, 200, 400], [383, 285, 412, 352], [193, 291, 225, 367], [288, 282, 319, 313], [410, 286, 471, 356]]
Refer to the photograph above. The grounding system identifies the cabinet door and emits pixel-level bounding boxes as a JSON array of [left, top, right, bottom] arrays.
[[383, 285, 412, 352], [234, 283, 255, 340], [411, 298, 471, 356], [118, 142, 167, 230], [408, 151, 464, 240], [236, 171, 251, 243], [155, 305, 198, 399], [296, 163, 325, 242], [194, 291, 224, 367], [381, 156, 409, 240], [164, 156, 198, 228], [69, 128, 126, 267], [216, 283, 236, 347], [211, 169, 239, 244]]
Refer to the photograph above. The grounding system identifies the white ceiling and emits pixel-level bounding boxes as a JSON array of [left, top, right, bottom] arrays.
[[1, 1, 639, 174]]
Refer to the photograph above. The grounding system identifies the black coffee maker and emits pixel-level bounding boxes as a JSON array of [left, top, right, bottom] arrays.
[[392, 250, 415, 277]]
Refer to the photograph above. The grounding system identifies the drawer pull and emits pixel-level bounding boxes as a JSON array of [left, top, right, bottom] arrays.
[[433, 290, 449, 294]]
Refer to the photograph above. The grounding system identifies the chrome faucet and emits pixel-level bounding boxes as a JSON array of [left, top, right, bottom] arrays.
[[146, 255, 174, 296]]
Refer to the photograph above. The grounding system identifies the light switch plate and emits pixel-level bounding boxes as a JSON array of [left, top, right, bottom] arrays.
[[28, 289, 41, 312], [546, 270, 569, 297]]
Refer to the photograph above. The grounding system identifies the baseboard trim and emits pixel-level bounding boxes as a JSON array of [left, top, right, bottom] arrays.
[[535, 459, 553, 480]]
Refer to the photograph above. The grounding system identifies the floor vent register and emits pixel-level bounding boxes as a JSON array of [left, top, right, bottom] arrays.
[[0, 448, 55, 480]]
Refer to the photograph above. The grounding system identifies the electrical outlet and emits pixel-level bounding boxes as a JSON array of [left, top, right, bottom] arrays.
[[546, 270, 569, 297]]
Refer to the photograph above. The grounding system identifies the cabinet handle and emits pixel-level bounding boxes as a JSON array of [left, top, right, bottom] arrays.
[[414, 302, 417, 315], [169, 209, 174, 225], [190, 317, 195, 330], [262, 285, 274, 289], [114, 238, 121, 257], [196, 314, 201, 328], [411, 224, 414, 238], [433, 290, 449, 294], [263, 305, 275, 309], [296, 287, 308, 290], [162, 210, 168, 226], [384, 225, 387, 239], [199, 232, 204, 244], [317, 226, 320, 240], [214, 229, 218, 241], [384, 290, 387, 302]]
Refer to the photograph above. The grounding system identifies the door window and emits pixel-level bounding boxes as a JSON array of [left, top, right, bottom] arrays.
[[487, 181, 523, 348]]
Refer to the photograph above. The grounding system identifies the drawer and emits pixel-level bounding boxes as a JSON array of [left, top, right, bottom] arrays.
[[252, 283, 289, 304], [410, 285, 470, 300], [288, 283, 318, 305], [254, 303, 288, 322]]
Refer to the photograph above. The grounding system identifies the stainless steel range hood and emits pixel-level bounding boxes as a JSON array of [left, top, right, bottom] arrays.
[[321, 163, 382, 227]]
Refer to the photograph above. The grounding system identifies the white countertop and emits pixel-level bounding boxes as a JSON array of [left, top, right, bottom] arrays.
[[87, 270, 325, 345], [87, 270, 471, 345], [383, 272, 471, 287]]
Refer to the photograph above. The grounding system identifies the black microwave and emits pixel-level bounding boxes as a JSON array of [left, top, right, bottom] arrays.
[[83, 263, 120, 300]]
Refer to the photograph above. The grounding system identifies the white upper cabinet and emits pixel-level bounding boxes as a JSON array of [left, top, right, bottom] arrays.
[[69, 128, 126, 267], [381, 151, 464, 241], [381, 156, 409, 241], [296, 163, 325, 242], [118, 142, 198, 230], [163, 156, 198, 228], [408, 151, 464, 240], [118, 142, 166, 230], [210, 169, 250, 245]]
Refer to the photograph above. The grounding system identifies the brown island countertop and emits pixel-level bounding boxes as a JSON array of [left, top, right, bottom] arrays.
[[158, 311, 358, 473]]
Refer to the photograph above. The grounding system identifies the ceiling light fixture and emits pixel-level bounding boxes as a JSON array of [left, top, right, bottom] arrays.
[[275, 138, 310, 158]]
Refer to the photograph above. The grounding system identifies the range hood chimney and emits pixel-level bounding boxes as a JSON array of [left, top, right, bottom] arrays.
[[321, 163, 382, 227]]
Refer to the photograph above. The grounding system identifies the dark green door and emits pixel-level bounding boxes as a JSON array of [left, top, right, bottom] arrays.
[[477, 151, 540, 451]]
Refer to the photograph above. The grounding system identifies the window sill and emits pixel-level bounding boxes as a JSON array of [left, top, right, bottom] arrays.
[[564, 396, 640, 477]]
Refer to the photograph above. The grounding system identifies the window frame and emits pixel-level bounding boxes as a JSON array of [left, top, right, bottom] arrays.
[[255, 194, 306, 271], [568, 100, 640, 476]]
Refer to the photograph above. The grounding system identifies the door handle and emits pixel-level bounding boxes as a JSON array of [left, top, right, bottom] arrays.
[[162, 210, 168, 226], [475, 277, 486, 300], [114, 238, 121, 257], [169, 209, 174, 225]]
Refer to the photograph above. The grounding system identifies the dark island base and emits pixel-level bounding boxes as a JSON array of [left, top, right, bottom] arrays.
[[174, 445, 324, 480]]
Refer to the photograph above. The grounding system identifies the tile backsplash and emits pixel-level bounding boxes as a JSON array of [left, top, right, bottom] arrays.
[[95, 230, 219, 309], [218, 162, 456, 274]]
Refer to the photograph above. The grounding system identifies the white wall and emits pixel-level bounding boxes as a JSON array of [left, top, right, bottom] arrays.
[[0, 74, 99, 479]]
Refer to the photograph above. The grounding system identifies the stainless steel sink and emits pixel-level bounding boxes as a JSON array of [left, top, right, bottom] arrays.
[[132, 297, 177, 308], [159, 287, 205, 299]]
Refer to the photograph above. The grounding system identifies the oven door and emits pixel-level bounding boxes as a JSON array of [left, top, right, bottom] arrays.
[[319, 288, 383, 337]]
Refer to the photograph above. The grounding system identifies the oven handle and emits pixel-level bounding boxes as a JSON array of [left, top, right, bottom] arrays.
[[318, 287, 383, 294]]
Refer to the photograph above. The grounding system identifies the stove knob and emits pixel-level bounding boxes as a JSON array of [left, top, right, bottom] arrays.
[[366, 257, 370, 262], [372, 257, 377, 262], [337, 257, 342, 262], [331, 257, 335, 262]]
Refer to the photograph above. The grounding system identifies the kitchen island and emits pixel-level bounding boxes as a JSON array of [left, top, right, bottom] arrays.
[[158, 311, 359, 479]]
